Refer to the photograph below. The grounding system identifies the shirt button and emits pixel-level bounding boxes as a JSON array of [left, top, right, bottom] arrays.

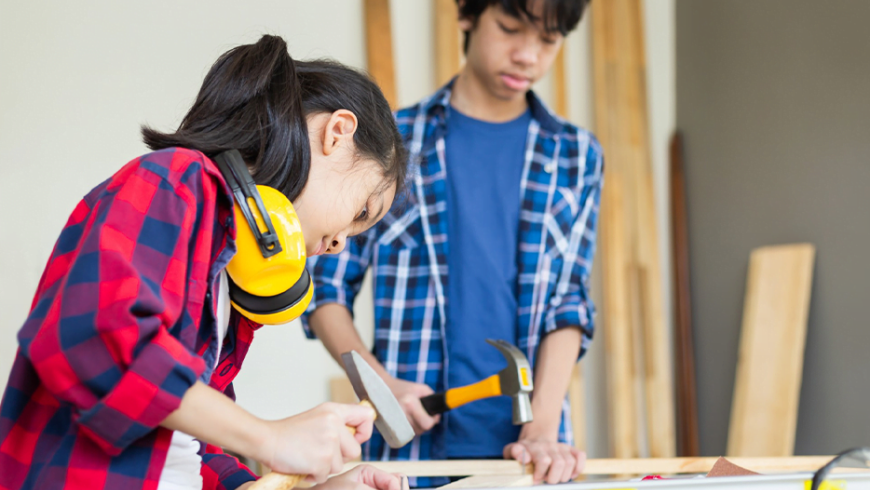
[[544, 162, 557, 173], [552, 296, 562, 306]]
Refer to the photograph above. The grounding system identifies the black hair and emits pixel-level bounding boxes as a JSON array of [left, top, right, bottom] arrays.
[[457, 0, 591, 53], [142, 35, 407, 202]]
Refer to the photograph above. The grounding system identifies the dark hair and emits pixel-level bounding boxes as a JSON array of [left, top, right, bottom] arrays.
[[457, 0, 590, 53], [142, 35, 407, 201]]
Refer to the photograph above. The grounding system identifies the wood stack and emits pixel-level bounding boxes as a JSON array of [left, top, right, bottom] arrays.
[[591, 0, 676, 458]]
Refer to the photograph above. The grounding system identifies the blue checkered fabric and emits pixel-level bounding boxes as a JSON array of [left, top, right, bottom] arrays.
[[302, 82, 604, 485]]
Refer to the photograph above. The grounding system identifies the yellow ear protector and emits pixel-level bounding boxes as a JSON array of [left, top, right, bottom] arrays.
[[213, 150, 313, 325]]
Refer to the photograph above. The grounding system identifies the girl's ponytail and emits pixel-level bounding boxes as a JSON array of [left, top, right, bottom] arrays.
[[143, 35, 406, 202]]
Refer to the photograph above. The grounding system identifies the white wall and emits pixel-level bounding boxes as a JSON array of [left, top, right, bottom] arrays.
[[0, 0, 674, 457]]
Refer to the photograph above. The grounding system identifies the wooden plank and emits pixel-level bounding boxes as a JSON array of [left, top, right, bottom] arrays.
[[438, 475, 534, 489], [363, 0, 397, 108], [343, 456, 838, 477], [552, 46, 568, 118], [670, 132, 700, 457], [568, 362, 586, 451], [591, 0, 675, 458], [330, 376, 358, 405], [434, 0, 462, 87], [727, 244, 816, 457]]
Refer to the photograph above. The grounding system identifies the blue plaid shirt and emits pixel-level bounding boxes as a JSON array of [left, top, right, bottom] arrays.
[[302, 83, 603, 475]]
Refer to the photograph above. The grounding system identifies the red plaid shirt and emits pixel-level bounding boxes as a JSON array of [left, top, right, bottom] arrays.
[[0, 148, 262, 490]]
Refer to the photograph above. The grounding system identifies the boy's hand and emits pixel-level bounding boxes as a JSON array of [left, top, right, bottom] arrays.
[[257, 402, 376, 483], [311, 465, 408, 490], [503, 438, 586, 484], [385, 377, 440, 435]]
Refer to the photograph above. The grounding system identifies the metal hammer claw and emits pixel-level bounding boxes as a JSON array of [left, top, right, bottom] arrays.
[[420, 339, 534, 425]]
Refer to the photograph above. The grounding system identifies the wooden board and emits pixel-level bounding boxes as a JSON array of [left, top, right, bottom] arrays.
[[343, 456, 838, 477], [434, 0, 462, 87], [591, 0, 675, 458], [439, 475, 534, 489], [330, 376, 358, 405], [670, 132, 700, 457], [363, 0, 397, 108], [727, 244, 816, 457], [568, 362, 587, 451], [552, 46, 568, 118]]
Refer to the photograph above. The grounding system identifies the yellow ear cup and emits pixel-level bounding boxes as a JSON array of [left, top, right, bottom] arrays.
[[226, 185, 312, 325]]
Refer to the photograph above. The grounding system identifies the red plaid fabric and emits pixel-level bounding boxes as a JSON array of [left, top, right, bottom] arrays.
[[0, 148, 260, 489]]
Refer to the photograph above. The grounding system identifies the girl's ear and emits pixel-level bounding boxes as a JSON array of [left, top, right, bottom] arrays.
[[322, 109, 358, 156]]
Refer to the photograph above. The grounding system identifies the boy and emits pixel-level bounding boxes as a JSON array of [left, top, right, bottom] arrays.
[[304, 0, 601, 485]]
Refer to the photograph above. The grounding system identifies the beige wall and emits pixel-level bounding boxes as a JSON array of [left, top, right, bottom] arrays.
[[0, 0, 673, 457]]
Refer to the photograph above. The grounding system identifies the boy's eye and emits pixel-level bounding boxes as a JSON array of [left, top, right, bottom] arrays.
[[542, 35, 558, 45], [498, 21, 520, 34]]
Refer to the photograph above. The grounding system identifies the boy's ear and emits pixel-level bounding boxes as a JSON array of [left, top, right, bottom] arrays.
[[322, 109, 358, 156]]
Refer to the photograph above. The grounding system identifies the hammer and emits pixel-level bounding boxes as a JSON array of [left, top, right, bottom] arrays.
[[420, 339, 534, 425], [251, 351, 414, 490]]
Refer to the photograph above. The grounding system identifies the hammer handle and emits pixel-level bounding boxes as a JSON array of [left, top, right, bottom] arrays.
[[420, 374, 502, 415], [249, 401, 373, 490]]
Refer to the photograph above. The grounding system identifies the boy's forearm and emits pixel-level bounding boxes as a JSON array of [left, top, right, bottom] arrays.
[[522, 327, 583, 440], [308, 304, 391, 380], [161, 381, 269, 462]]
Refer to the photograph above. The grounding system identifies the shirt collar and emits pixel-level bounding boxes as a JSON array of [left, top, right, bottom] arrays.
[[422, 77, 563, 135]]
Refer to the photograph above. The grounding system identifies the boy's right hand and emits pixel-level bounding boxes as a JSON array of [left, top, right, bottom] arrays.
[[257, 402, 376, 483], [385, 377, 440, 435]]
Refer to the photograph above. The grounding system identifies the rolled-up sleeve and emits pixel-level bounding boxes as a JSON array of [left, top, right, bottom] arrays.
[[300, 228, 375, 339], [543, 138, 604, 359]]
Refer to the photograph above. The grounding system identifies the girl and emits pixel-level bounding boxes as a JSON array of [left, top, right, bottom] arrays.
[[0, 35, 407, 490]]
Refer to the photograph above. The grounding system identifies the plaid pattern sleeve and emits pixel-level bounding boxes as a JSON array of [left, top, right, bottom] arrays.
[[201, 444, 257, 490], [541, 133, 604, 356], [15, 156, 207, 455], [0, 148, 239, 489], [300, 228, 376, 338]]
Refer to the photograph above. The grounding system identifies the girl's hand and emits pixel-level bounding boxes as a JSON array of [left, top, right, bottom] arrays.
[[311, 465, 408, 490], [256, 402, 376, 483]]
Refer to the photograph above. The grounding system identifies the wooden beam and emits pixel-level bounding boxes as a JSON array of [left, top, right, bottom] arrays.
[[438, 475, 533, 488], [670, 132, 700, 457], [568, 362, 586, 451], [343, 456, 839, 477], [591, 0, 676, 458], [434, 0, 462, 87], [552, 46, 568, 118], [727, 244, 816, 457], [363, 0, 397, 108]]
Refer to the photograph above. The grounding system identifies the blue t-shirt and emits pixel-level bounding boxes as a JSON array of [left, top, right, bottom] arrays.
[[443, 106, 531, 457]]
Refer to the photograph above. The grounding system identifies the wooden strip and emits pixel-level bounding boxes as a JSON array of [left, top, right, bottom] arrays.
[[592, 0, 676, 458], [343, 456, 837, 477], [568, 362, 586, 451], [363, 0, 397, 108], [670, 132, 700, 457], [552, 46, 568, 118], [727, 244, 816, 457], [438, 475, 534, 489], [330, 376, 358, 405], [434, 0, 462, 87]]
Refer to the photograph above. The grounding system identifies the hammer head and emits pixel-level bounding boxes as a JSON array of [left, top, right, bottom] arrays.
[[487, 339, 534, 425], [341, 351, 415, 448]]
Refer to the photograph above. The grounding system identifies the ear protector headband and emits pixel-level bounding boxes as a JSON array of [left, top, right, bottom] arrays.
[[213, 150, 313, 325]]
